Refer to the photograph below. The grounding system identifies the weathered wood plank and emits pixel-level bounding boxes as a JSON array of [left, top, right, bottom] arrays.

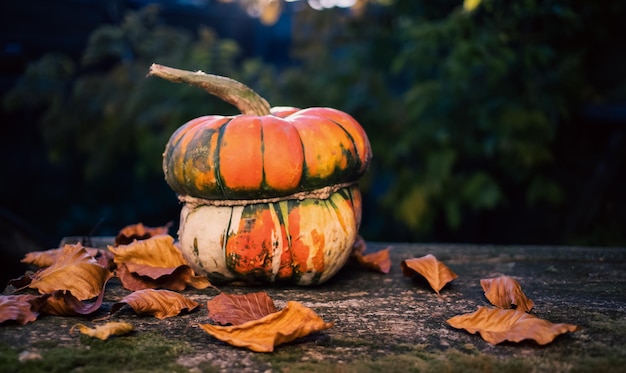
[[2, 242, 625, 372]]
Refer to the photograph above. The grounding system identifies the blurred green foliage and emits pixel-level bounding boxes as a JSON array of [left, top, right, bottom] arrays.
[[2, 5, 265, 236], [3, 0, 626, 244]]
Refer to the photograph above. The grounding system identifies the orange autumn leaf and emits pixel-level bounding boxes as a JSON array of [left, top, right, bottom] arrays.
[[115, 262, 212, 291], [355, 247, 392, 274], [22, 247, 63, 268], [207, 292, 278, 325], [41, 287, 107, 317], [109, 235, 187, 268], [114, 262, 179, 291], [352, 235, 367, 253], [109, 235, 212, 291], [199, 301, 334, 352], [447, 306, 577, 345], [21, 243, 107, 268], [110, 289, 199, 319], [28, 244, 113, 301], [351, 236, 392, 274], [401, 254, 458, 295], [0, 294, 49, 325], [114, 222, 172, 246], [70, 322, 134, 340], [480, 276, 535, 312]]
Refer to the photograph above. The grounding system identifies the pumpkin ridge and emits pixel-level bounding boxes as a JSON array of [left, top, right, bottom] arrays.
[[326, 195, 347, 234], [259, 118, 267, 192], [187, 119, 223, 196], [218, 116, 265, 196], [192, 237, 200, 258], [224, 205, 245, 273], [295, 121, 308, 189], [307, 107, 372, 176], [166, 120, 200, 196], [274, 200, 291, 246], [180, 123, 204, 196], [214, 117, 231, 199], [267, 202, 285, 281], [338, 184, 351, 201], [277, 201, 293, 275], [222, 205, 234, 261], [289, 113, 360, 188], [325, 116, 361, 174]]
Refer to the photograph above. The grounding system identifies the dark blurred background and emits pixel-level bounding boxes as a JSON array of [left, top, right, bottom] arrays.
[[1, 0, 625, 281]]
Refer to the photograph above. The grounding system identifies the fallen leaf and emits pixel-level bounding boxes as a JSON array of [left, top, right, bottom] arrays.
[[28, 244, 113, 301], [199, 301, 333, 352], [351, 235, 367, 254], [21, 247, 63, 268], [95, 249, 116, 270], [447, 306, 577, 345], [109, 235, 212, 291], [115, 261, 212, 291], [109, 289, 199, 319], [7, 274, 34, 289], [109, 235, 187, 268], [70, 322, 134, 340], [114, 222, 172, 246], [21, 244, 106, 268], [0, 294, 49, 325], [351, 236, 392, 274], [41, 287, 107, 316], [207, 292, 278, 325], [480, 276, 534, 312], [401, 254, 458, 294]]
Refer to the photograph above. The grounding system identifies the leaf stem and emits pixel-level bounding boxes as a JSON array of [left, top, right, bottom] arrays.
[[148, 64, 271, 116]]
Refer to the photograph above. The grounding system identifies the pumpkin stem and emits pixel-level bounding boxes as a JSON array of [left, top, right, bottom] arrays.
[[148, 64, 271, 116]]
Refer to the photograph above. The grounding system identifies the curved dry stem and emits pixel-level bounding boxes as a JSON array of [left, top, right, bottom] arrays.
[[148, 64, 271, 116]]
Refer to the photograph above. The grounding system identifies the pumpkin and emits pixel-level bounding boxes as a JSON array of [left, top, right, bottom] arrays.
[[149, 64, 372, 285], [179, 185, 362, 285], [163, 106, 370, 200]]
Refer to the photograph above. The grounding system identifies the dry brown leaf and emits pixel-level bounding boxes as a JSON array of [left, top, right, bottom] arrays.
[[352, 235, 367, 254], [70, 322, 134, 340], [480, 276, 535, 312], [115, 261, 212, 291], [109, 235, 187, 268], [6, 274, 34, 290], [21, 244, 105, 268], [109, 235, 212, 291], [207, 292, 278, 325], [41, 287, 107, 316], [28, 244, 113, 301], [401, 254, 458, 294], [351, 236, 392, 274], [110, 289, 199, 319], [0, 294, 49, 325], [115, 262, 165, 291], [447, 306, 577, 345], [114, 222, 172, 246], [199, 301, 333, 352], [22, 247, 64, 268]]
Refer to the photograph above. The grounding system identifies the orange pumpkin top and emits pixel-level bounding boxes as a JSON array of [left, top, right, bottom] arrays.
[[151, 64, 372, 200]]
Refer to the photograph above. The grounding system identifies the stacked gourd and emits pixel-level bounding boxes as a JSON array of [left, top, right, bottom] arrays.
[[150, 64, 372, 285]]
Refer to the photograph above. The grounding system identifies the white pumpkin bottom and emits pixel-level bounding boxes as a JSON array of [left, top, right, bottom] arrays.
[[177, 186, 362, 286]]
